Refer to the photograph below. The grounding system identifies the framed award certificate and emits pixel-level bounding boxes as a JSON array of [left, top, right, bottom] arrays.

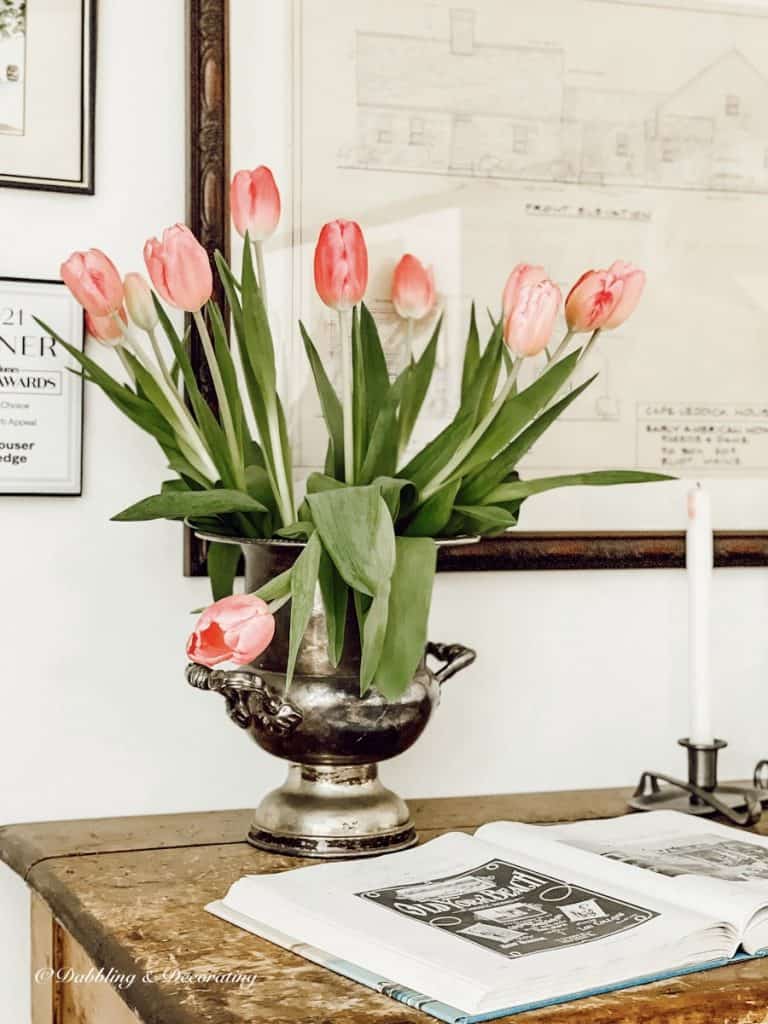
[[0, 277, 84, 495]]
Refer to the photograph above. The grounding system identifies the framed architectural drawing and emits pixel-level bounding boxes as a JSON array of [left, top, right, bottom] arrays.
[[186, 0, 768, 573], [0, 277, 84, 495], [0, 0, 96, 193]]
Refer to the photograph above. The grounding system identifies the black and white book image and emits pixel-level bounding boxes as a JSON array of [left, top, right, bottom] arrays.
[[208, 811, 768, 1020], [358, 860, 657, 960]]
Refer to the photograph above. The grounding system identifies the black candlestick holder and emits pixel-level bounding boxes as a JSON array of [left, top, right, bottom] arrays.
[[629, 738, 766, 826]]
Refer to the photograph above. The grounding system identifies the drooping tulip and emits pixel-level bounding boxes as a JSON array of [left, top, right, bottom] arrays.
[[85, 308, 126, 346], [123, 272, 158, 331], [186, 594, 276, 668], [503, 280, 561, 358], [313, 219, 368, 311], [603, 261, 646, 329], [565, 261, 645, 332], [502, 263, 547, 322], [391, 254, 436, 321], [60, 249, 124, 318], [143, 224, 213, 313], [230, 167, 281, 241]]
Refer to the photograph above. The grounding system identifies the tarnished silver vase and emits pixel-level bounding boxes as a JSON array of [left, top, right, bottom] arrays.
[[186, 536, 476, 858]]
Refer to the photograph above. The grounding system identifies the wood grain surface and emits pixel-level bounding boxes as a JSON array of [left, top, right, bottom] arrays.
[[5, 788, 768, 1023]]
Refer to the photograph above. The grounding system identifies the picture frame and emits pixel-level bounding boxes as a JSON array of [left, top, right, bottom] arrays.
[[0, 276, 84, 496], [184, 0, 768, 574], [0, 0, 97, 194]]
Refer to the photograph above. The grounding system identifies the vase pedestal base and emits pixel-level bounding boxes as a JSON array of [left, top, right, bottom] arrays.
[[248, 762, 418, 859]]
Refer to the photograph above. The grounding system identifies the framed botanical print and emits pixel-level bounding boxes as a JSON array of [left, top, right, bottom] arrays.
[[0, 277, 84, 495], [0, 0, 96, 193]]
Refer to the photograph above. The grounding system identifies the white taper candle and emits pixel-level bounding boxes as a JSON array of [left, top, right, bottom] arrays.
[[686, 484, 714, 745]]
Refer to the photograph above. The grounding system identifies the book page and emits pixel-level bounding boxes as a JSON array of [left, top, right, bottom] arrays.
[[216, 831, 734, 1013], [478, 812, 768, 949]]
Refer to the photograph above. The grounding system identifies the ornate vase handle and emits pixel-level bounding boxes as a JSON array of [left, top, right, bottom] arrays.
[[185, 663, 302, 734], [426, 642, 477, 684]]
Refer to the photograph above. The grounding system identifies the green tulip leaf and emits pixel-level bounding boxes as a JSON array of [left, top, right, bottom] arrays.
[[318, 551, 348, 668], [458, 374, 597, 505], [460, 302, 480, 403], [207, 541, 241, 601], [485, 470, 675, 505], [397, 315, 441, 455], [306, 484, 396, 598], [111, 489, 266, 522], [285, 532, 322, 689], [300, 322, 344, 480], [359, 585, 391, 694], [404, 479, 461, 536], [374, 537, 437, 700]]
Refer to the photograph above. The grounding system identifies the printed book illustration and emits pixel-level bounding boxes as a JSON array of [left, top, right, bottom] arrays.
[[357, 860, 657, 960], [207, 811, 768, 1021]]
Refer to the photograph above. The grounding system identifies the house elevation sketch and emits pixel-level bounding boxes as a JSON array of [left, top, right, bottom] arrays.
[[294, 0, 768, 530], [339, 13, 768, 195]]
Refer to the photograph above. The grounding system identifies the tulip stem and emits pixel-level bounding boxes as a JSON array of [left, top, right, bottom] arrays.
[[577, 328, 602, 364], [254, 241, 268, 311], [115, 345, 135, 381], [146, 325, 218, 478], [267, 593, 291, 614], [405, 318, 415, 365], [250, 240, 294, 526], [420, 359, 522, 503], [338, 309, 355, 484], [115, 314, 216, 481], [193, 309, 245, 488], [265, 407, 295, 527], [549, 328, 574, 364]]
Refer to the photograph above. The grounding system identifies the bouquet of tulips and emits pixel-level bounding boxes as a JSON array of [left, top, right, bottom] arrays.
[[44, 166, 667, 699]]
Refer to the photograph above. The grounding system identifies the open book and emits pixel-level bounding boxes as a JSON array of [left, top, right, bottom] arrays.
[[208, 811, 768, 1022]]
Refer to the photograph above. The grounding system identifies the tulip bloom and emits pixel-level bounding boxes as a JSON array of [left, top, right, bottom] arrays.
[[502, 263, 547, 322], [565, 261, 645, 332], [143, 224, 213, 313], [61, 249, 124, 318], [85, 308, 126, 346], [230, 167, 281, 241], [186, 594, 276, 668], [391, 254, 436, 321], [603, 261, 646, 329], [503, 280, 561, 358], [123, 272, 158, 331], [314, 219, 368, 311]]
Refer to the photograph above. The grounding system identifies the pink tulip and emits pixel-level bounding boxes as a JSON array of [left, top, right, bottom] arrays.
[[61, 249, 124, 318], [313, 219, 368, 311], [603, 261, 646, 329], [85, 308, 126, 346], [123, 272, 158, 331], [502, 263, 547, 321], [143, 224, 213, 312], [186, 594, 276, 669], [391, 254, 436, 320], [230, 167, 281, 241], [565, 261, 645, 333], [503, 280, 561, 358]]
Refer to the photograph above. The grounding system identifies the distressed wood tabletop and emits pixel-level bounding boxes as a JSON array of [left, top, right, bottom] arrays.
[[3, 786, 768, 1024]]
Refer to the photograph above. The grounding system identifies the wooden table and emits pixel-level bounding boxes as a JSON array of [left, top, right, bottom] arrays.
[[4, 786, 768, 1023]]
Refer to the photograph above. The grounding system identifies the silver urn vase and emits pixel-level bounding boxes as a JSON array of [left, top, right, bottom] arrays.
[[186, 537, 476, 858]]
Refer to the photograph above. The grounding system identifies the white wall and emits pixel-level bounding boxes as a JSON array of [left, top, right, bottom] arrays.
[[2, 1, 768, 1020]]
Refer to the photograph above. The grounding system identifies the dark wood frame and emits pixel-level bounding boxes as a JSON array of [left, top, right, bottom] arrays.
[[184, 0, 768, 575], [0, 0, 97, 194]]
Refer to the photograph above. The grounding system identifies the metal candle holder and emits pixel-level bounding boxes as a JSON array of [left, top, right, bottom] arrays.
[[629, 738, 766, 826]]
